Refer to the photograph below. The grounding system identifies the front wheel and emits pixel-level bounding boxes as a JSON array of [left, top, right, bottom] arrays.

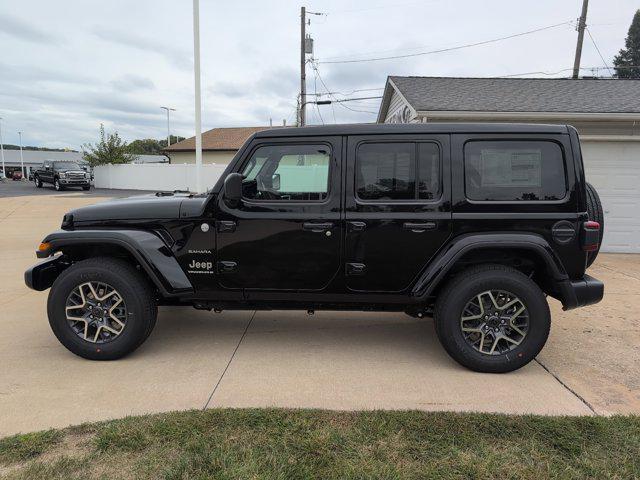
[[34, 176, 43, 188], [435, 264, 550, 373], [47, 257, 157, 360], [82, 185, 91, 191], [54, 178, 64, 191]]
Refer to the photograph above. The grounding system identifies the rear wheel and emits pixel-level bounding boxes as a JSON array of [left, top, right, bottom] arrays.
[[47, 257, 157, 360], [435, 264, 550, 373], [585, 182, 604, 268]]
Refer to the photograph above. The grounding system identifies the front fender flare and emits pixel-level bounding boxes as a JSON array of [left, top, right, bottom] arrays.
[[33, 229, 193, 297], [410, 233, 568, 300]]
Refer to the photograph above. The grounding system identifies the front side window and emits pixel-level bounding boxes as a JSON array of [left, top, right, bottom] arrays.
[[241, 144, 330, 201], [356, 142, 440, 201], [464, 140, 567, 201]]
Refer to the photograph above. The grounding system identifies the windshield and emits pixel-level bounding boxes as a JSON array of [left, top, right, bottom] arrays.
[[54, 162, 83, 170]]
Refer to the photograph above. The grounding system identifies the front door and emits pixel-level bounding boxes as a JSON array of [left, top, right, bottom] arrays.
[[344, 134, 452, 292], [215, 137, 342, 291]]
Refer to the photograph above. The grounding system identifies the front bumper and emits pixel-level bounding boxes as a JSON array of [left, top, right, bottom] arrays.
[[24, 256, 67, 291], [59, 178, 90, 185], [558, 274, 604, 311]]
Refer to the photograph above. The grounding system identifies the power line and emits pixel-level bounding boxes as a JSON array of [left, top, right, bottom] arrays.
[[312, 62, 378, 114], [585, 27, 613, 76], [318, 21, 573, 64]]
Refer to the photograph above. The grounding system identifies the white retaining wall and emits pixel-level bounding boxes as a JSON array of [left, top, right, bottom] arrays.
[[93, 163, 228, 192]]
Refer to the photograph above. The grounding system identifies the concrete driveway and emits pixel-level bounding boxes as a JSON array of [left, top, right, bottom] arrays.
[[1, 180, 638, 437]]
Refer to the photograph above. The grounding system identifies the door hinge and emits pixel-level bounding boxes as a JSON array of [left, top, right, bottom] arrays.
[[216, 261, 238, 273], [216, 220, 237, 233], [345, 262, 366, 276]]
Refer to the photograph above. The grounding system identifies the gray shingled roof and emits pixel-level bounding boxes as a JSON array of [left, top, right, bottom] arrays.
[[389, 76, 640, 114]]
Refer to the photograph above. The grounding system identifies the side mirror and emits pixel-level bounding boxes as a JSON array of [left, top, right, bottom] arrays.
[[223, 173, 243, 206], [271, 173, 281, 191]]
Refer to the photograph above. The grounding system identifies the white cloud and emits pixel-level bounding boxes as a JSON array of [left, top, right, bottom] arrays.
[[0, 0, 637, 148]]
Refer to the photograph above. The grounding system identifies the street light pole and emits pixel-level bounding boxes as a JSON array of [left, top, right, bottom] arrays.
[[0, 118, 5, 180], [160, 106, 176, 147], [18, 131, 25, 179], [192, 0, 203, 193]]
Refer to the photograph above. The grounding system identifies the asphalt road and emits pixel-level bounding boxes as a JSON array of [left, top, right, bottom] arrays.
[[0, 178, 153, 198], [1, 182, 638, 437]]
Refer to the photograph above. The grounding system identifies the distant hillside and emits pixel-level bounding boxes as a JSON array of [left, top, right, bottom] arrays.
[[2, 144, 78, 152]]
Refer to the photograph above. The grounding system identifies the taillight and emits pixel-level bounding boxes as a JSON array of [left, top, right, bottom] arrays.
[[582, 221, 600, 252]]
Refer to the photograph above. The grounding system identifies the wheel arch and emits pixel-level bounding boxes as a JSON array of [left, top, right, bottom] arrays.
[[411, 233, 571, 307], [29, 229, 193, 297]]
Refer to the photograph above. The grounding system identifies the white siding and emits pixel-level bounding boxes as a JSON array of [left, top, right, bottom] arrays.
[[384, 89, 413, 123]]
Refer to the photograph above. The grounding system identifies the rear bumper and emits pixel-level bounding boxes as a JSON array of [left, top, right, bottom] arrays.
[[558, 274, 604, 311]]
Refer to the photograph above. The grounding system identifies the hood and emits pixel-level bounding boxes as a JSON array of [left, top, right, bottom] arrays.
[[68, 192, 200, 224]]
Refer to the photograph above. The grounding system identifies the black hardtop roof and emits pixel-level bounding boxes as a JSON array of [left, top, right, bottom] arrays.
[[253, 123, 569, 138]]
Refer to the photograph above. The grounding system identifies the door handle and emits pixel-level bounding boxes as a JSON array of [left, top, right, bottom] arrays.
[[347, 221, 366, 232], [302, 222, 334, 233], [403, 221, 437, 232]]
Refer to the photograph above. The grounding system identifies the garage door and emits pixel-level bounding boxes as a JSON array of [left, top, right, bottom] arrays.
[[581, 140, 640, 253]]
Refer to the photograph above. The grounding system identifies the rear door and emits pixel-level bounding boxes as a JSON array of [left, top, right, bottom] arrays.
[[344, 134, 452, 292]]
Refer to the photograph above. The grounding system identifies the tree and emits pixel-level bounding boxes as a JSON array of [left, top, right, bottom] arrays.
[[127, 135, 185, 155], [614, 9, 640, 78], [82, 125, 138, 166]]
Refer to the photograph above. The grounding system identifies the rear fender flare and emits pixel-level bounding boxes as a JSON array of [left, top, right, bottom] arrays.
[[411, 233, 568, 300], [36, 229, 193, 297]]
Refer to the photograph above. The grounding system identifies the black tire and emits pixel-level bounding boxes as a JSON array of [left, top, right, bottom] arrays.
[[47, 257, 157, 360], [82, 185, 91, 191], [585, 182, 604, 268], [34, 176, 43, 188], [435, 264, 550, 373], [54, 178, 64, 191]]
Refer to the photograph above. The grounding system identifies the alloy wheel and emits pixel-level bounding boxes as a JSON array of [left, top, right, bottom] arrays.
[[460, 290, 529, 355], [65, 281, 127, 343]]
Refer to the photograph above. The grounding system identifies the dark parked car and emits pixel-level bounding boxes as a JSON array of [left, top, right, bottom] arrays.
[[25, 124, 604, 373], [33, 161, 91, 191]]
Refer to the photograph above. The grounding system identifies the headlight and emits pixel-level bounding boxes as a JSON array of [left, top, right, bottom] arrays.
[[85, 172, 90, 178], [59, 172, 66, 178]]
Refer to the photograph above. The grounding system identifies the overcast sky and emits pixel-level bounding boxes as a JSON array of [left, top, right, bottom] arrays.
[[0, 0, 637, 149]]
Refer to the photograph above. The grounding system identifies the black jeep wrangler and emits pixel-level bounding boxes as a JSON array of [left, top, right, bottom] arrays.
[[33, 160, 91, 191], [25, 124, 604, 373]]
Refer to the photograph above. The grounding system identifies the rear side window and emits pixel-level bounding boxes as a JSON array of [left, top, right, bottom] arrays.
[[464, 140, 567, 201], [356, 142, 440, 201]]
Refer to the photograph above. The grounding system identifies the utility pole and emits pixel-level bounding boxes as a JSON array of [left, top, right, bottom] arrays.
[[572, 0, 589, 79], [0, 118, 5, 180], [299, 6, 306, 126], [18, 131, 24, 179], [192, 0, 203, 193], [160, 106, 176, 147]]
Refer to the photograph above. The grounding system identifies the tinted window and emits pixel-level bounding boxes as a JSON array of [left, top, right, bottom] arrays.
[[241, 144, 330, 201], [356, 142, 440, 201], [464, 141, 566, 201]]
